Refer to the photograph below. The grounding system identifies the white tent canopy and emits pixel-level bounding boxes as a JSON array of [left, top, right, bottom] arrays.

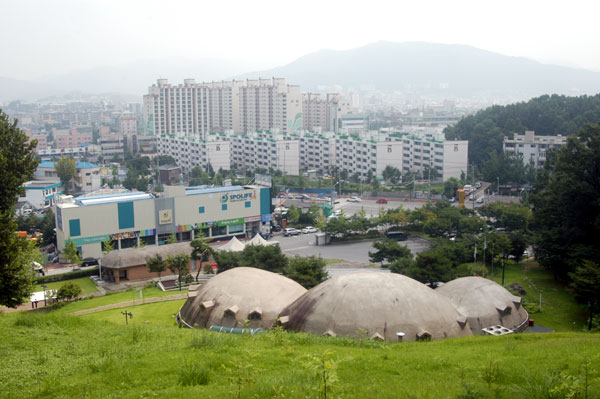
[[247, 234, 276, 246], [218, 236, 246, 252]]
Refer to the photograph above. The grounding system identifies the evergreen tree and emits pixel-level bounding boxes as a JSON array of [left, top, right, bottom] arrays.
[[0, 109, 39, 307]]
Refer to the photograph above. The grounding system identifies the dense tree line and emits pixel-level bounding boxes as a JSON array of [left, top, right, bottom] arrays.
[[445, 94, 600, 170]]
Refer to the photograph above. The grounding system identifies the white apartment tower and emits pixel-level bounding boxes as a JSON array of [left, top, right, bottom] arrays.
[[144, 78, 302, 138]]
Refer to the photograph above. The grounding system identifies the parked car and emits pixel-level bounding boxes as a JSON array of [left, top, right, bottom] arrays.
[[283, 228, 301, 237], [81, 257, 99, 267], [271, 224, 282, 232], [376, 198, 388, 204], [301, 226, 318, 234], [476, 196, 484, 204], [385, 231, 408, 241], [347, 196, 361, 202]]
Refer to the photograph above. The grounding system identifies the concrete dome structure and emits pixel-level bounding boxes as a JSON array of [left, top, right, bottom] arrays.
[[279, 272, 473, 342], [179, 267, 306, 329], [436, 277, 528, 334]]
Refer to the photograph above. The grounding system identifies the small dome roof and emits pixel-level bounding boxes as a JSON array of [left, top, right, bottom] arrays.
[[436, 277, 528, 333], [102, 242, 192, 269], [179, 267, 306, 329], [279, 272, 472, 341]]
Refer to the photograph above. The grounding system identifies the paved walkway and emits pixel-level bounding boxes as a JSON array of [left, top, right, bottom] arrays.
[[70, 293, 187, 315]]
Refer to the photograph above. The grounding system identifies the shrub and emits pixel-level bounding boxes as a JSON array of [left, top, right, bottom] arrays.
[[35, 267, 98, 284], [57, 282, 82, 301]]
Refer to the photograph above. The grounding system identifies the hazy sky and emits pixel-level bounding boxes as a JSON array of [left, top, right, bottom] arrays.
[[3, 0, 600, 80]]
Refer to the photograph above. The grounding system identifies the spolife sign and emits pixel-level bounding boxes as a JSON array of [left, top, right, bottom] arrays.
[[158, 209, 173, 225]]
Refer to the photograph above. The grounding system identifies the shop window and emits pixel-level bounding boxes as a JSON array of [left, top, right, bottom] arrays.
[[228, 224, 243, 234]]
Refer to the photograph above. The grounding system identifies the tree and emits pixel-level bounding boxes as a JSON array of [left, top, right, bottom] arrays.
[[190, 235, 214, 282], [55, 157, 77, 194], [0, 109, 39, 308], [102, 238, 114, 254], [532, 124, 600, 280], [382, 165, 401, 184], [212, 250, 241, 273], [283, 255, 328, 289], [147, 254, 167, 279], [391, 250, 454, 288], [40, 209, 56, 246], [569, 261, 600, 329], [167, 254, 191, 288], [57, 281, 82, 301], [368, 238, 411, 265], [443, 177, 460, 199], [287, 204, 300, 224], [63, 240, 81, 266], [239, 244, 288, 273]]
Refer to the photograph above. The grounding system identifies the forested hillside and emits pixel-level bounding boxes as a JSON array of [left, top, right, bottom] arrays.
[[444, 94, 600, 169]]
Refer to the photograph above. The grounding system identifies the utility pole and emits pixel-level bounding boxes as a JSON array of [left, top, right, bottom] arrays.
[[427, 166, 431, 201], [472, 164, 475, 210]]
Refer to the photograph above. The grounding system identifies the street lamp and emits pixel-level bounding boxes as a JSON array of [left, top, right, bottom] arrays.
[[121, 310, 133, 325]]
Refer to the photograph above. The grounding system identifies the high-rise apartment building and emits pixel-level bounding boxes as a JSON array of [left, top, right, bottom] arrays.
[[143, 78, 302, 138], [302, 93, 352, 132]]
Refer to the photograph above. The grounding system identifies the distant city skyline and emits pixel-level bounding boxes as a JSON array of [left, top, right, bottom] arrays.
[[3, 0, 600, 81]]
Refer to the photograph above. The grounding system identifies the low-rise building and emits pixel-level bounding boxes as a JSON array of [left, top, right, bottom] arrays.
[[503, 130, 567, 168], [19, 181, 64, 209], [35, 161, 101, 193], [55, 184, 272, 259]]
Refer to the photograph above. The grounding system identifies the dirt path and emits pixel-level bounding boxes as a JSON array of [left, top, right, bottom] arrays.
[[70, 293, 187, 315]]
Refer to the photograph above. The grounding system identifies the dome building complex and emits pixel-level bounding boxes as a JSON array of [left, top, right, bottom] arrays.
[[436, 277, 529, 334], [178, 268, 528, 341], [278, 273, 473, 342], [178, 267, 306, 329]]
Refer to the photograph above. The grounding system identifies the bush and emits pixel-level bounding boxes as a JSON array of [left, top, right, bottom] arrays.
[[455, 263, 489, 278], [57, 282, 82, 301], [35, 267, 98, 284]]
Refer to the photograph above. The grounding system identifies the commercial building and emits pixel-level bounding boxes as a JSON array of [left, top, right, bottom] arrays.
[[55, 184, 272, 259], [503, 130, 567, 168], [143, 78, 302, 138]]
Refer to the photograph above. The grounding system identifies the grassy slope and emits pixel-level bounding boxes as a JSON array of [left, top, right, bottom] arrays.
[[1, 312, 599, 399], [33, 277, 99, 295], [487, 261, 587, 331], [53, 286, 179, 314], [80, 299, 186, 326]]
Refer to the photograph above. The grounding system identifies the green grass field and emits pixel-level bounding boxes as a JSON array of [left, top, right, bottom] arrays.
[[487, 261, 587, 331], [53, 285, 183, 314], [1, 311, 599, 399], [80, 299, 186, 326], [34, 276, 99, 295]]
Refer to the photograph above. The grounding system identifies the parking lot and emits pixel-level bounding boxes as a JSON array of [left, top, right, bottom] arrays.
[[273, 231, 430, 264]]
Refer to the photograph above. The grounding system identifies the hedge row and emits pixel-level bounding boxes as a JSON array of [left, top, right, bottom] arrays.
[[35, 267, 99, 284]]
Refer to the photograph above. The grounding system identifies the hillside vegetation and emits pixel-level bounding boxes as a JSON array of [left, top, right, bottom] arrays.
[[1, 311, 599, 399], [444, 94, 600, 168]]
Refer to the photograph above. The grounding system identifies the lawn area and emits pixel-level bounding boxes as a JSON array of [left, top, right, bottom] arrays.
[[486, 260, 587, 331], [34, 277, 99, 295], [1, 311, 599, 398], [80, 299, 186, 326], [324, 258, 344, 264], [54, 285, 185, 314]]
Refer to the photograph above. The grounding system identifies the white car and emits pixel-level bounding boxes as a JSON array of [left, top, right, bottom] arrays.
[[476, 196, 484, 204], [301, 226, 318, 234], [347, 196, 361, 202]]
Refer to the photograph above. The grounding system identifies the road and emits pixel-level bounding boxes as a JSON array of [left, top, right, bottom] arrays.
[[273, 232, 430, 264]]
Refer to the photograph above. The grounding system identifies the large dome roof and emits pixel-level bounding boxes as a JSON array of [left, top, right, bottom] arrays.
[[436, 277, 528, 333], [279, 272, 472, 341], [179, 267, 306, 329]]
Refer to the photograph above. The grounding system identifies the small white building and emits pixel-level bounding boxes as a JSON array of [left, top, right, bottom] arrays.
[[19, 181, 64, 209], [35, 161, 101, 194]]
